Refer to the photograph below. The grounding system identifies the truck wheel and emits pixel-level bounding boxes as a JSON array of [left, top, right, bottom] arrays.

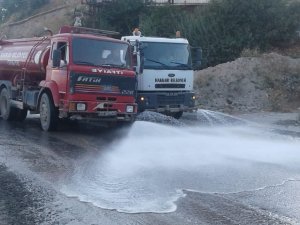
[[172, 111, 183, 119], [0, 88, 15, 121], [39, 92, 58, 131], [15, 108, 27, 122]]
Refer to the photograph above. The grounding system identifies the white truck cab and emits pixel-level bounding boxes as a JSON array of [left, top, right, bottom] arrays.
[[122, 35, 201, 118]]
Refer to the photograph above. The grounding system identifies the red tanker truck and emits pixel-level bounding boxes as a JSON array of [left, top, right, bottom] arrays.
[[0, 26, 137, 131]]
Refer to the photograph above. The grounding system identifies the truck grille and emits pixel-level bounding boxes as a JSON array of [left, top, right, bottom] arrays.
[[75, 84, 120, 94], [70, 72, 136, 96], [157, 94, 185, 106]]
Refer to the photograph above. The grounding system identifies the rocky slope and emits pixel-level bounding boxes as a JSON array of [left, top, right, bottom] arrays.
[[0, 0, 81, 38], [194, 53, 300, 113]]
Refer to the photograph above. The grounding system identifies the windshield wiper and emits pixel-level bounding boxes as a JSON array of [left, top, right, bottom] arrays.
[[170, 61, 191, 69], [74, 61, 96, 66], [145, 58, 169, 67]]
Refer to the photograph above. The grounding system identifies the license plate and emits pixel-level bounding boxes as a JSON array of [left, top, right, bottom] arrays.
[[98, 111, 117, 116], [166, 92, 179, 96]]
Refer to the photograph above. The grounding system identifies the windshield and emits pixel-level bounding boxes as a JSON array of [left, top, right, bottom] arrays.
[[142, 42, 191, 70], [72, 38, 130, 68]]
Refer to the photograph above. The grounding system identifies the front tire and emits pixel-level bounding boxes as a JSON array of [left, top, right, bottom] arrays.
[[0, 88, 15, 121], [39, 92, 58, 131]]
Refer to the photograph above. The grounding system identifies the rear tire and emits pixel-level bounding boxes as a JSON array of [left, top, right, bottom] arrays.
[[0, 88, 15, 121], [39, 92, 58, 131]]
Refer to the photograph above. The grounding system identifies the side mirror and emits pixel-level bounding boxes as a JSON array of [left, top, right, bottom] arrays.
[[53, 49, 61, 68], [191, 47, 202, 70]]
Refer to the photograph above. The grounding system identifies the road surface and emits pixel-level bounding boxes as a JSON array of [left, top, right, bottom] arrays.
[[0, 110, 300, 225]]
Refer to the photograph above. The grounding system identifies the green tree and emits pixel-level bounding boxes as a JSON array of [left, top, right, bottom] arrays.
[[140, 0, 300, 67], [202, 0, 300, 65], [91, 0, 145, 35], [140, 6, 185, 37]]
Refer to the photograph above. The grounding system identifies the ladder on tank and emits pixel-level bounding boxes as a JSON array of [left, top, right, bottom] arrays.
[[18, 36, 49, 101]]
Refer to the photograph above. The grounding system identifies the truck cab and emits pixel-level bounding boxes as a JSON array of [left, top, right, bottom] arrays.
[[122, 35, 200, 119]]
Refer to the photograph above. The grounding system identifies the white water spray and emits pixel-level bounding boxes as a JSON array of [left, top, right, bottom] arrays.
[[61, 111, 300, 213]]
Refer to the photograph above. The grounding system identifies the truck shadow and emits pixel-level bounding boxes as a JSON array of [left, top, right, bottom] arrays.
[[0, 116, 131, 134], [0, 116, 132, 158]]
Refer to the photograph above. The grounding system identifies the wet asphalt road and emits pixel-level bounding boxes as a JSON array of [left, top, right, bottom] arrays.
[[0, 112, 300, 225]]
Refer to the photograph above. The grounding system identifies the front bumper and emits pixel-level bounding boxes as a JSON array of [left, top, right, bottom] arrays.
[[61, 101, 137, 122], [137, 92, 196, 112]]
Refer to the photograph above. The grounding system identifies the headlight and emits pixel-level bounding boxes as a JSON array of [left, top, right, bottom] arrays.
[[126, 105, 134, 113], [77, 103, 86, 111]]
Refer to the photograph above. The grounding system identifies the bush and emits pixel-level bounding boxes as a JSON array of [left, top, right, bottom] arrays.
[[195, 0, 300, 66]]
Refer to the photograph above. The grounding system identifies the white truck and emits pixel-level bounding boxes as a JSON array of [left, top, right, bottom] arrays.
[[121, 35, 201, 118]]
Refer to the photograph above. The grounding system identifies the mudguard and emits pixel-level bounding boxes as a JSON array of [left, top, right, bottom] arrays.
[[0, 81, 12, 98], [39, 80, 59, 107]]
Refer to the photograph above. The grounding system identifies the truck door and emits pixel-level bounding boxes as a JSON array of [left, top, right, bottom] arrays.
[[47, 41, 69, 95]]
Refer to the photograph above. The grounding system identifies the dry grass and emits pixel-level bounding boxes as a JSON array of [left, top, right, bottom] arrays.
[[269, 40, 300, 59]]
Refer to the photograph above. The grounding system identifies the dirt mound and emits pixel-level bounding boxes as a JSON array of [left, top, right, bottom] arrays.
[[194, 53, 300, 113]]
